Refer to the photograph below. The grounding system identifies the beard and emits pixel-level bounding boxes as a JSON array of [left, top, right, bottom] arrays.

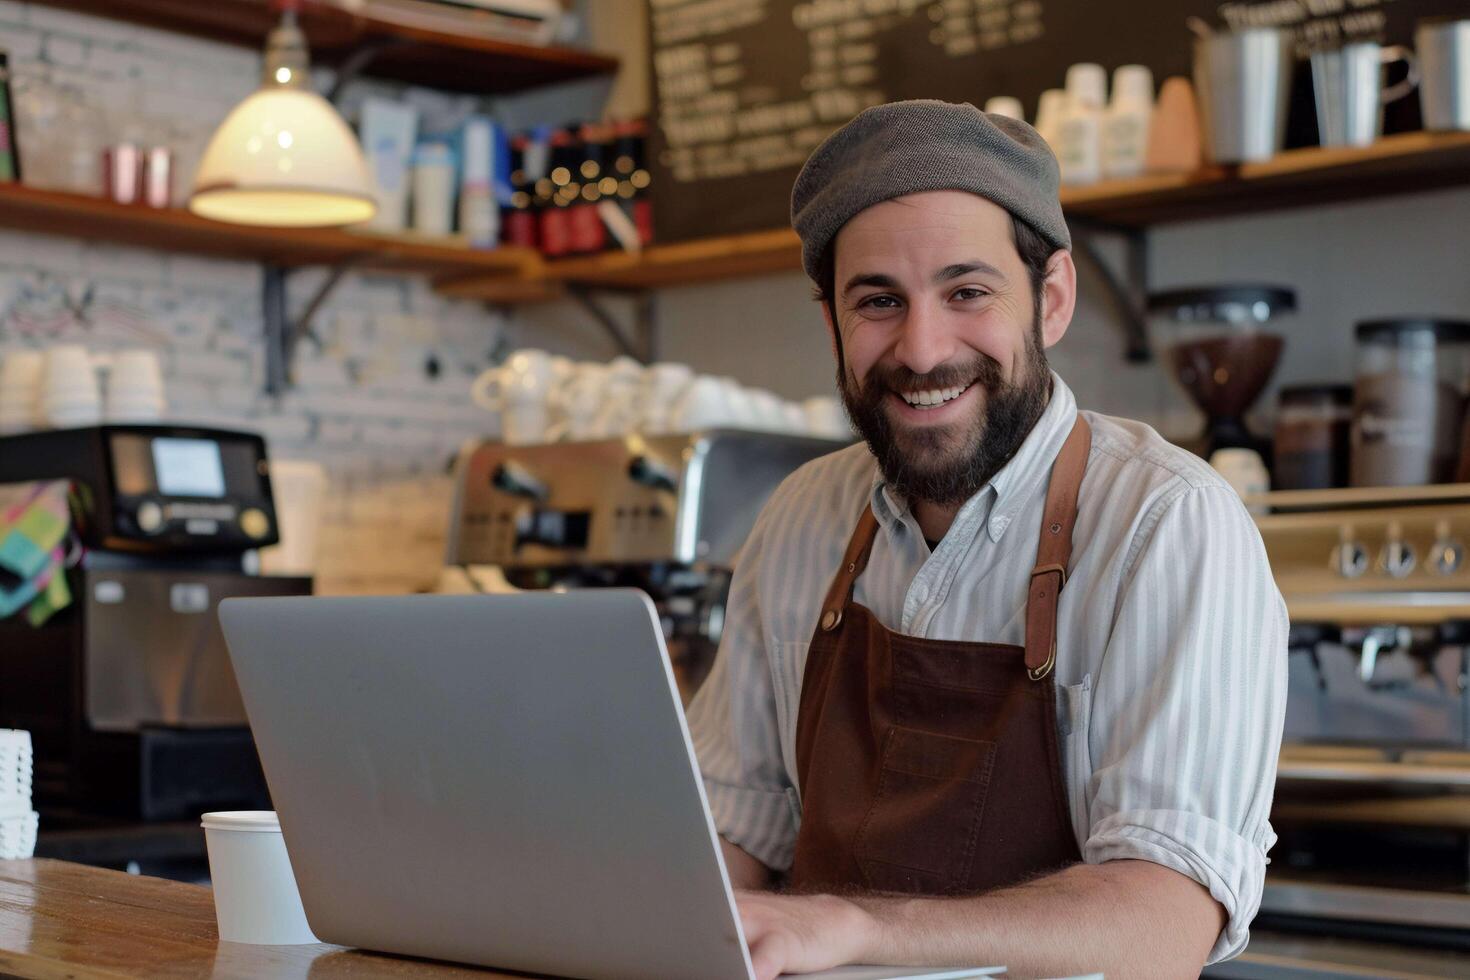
[[839, 320, 1052, 508]]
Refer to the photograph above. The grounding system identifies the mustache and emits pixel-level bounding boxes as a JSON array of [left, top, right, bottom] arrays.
[[856, 355, 1003, 397]]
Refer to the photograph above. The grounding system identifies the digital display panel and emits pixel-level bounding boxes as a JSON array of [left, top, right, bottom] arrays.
[[151, 438, 226, 498]]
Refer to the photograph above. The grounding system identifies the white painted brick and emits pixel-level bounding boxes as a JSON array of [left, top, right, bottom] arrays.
[[40, 33, 86, 68], [167, 255, 256, 295], [2, 28, 44, 61], [85, 44, 147, 79], [170, 349, 251, 384], [293, 355, 352, 387], [0, 232, 83, 270], [316, 418, 361, 445], [81, 245, 168, 286]]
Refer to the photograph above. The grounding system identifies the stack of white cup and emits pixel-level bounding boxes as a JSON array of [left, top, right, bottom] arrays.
[[39, 344, 102, 428], [105, 350, 166, 422], [0, 350, 44, 434], [1, 345, 169, 432], [470, 348, 856, 445], [0, 730, 37, 860]]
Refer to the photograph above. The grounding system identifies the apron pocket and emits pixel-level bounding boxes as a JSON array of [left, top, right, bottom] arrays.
[[853, 726, 997, 894]]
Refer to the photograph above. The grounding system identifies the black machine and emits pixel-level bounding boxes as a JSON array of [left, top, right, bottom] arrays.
[[0, 425, 310, 833]]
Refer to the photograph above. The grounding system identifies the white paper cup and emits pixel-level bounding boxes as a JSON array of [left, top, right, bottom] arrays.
[[202, 810, 319, 945]]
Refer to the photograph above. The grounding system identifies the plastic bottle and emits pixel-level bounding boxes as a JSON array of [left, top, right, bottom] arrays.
[[1101, 65, 1154, 180], [1058, 63, 1106, 185]]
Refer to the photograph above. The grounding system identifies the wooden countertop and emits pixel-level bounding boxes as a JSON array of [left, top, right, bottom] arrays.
[[0, 858, 521, 978]]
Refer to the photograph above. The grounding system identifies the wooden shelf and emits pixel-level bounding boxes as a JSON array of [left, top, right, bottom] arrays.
[[1065, 130, 1470, 227], [436, 130, 1470, 304], [34, 0, 619, 95], [0, 182, 537, 277]]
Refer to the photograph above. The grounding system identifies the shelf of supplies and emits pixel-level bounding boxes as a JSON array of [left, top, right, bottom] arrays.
[[33, 0, 619, 95], [435, 130, 1470, 304], [0, 181, 538, 277]]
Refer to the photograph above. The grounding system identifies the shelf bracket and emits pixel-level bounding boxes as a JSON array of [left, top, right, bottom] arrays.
[[565, 284, 657, 363], [261, 260, 362, 397], [1070, 221, 1152, 364]]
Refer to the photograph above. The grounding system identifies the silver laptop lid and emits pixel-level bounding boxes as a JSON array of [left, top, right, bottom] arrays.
[[220, 590, 754, 980]]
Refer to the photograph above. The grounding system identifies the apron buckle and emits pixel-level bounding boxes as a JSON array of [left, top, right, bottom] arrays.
[[1028, 640, 1056, 682]]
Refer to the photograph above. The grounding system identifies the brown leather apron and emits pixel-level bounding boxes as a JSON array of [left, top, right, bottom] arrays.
[[788, 416, 1091, 895]]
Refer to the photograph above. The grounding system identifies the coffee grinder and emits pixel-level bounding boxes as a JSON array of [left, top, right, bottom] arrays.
[[0, 424, 311, 829], [1148, 285, 1296, 460]]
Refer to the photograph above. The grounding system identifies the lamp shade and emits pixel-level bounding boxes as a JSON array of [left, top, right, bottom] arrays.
[[189, 88, 376, 227]]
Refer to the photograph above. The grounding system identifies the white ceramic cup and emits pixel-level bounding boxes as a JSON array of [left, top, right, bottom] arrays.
[[201, 810, 319, 945], [639, 362, 695, 434], [555, 362, 610, 440], [0, 350, 45, 434], [669, 375, 731, 432], [471, 348, 558, 413], [502, 402, 551, 446], [718, 377, 758, 429], [747, 389, 786, 432], [106, 349, 166, 422], [589, 357, 647, 438]]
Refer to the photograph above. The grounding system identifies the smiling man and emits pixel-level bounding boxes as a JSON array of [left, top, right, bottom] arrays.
[[685, 100, 1288, 978]]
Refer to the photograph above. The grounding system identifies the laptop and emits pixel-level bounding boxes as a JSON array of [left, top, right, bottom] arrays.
[[218, 590, 1002, 980]]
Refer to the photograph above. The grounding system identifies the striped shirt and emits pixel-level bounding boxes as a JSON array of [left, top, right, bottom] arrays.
[[686, 372, 1288, 964]]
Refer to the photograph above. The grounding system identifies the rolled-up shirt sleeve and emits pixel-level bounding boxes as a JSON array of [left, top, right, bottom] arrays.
[[686, 507, 798, 870], [1082, 484, 1288, 963]]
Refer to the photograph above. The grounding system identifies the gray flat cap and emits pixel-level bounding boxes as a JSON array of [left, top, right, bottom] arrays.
[[790, 99, 1070, 281]]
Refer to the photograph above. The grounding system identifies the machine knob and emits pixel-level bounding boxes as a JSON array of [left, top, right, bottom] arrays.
[[1331, 537, 1368, 579], [239, 508, 270, 540], [136, 501, 164, 534], [1379, 521, 1416, 579], [491, 461, 549, 502], [1431, 522, 1464, 576], [627, 455, 678, 493]]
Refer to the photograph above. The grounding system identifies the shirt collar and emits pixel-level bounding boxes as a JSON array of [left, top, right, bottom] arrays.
[[867, 371, 1079, 544]]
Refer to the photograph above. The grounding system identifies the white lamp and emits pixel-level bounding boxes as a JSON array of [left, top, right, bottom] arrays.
[[189, 0, 375, 227]]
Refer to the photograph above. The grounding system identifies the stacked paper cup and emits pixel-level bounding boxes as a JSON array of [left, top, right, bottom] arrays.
[[105, 350, 166, 423], [0, 730, 37, 859], [0, 350, 44, 434], [40, 345, 102, 429]]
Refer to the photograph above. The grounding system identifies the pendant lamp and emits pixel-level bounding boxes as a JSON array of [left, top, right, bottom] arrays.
[[188, 0, 376, 227]]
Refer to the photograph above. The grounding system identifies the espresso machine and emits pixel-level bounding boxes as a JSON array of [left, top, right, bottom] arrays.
[[1250, 485, 1470, 958], [445, 430, 846, 700], [0, 424, 311, 830]]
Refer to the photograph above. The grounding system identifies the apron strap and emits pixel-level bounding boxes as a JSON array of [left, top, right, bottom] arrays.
[[817, 506, 880, 633], [1024, 415, 1092, 679]]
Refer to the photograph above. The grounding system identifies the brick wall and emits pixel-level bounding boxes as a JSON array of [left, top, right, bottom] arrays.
[[0, 2, 528, 595]]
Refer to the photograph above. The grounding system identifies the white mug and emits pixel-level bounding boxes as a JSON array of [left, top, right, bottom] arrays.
[[471, 348, 558, 413], [502, 402, 552, 446], [639, 362, 695, 434], [718, 378, 758, 430], [553, 362, 610, 441], [669, 375, 732, 432], [747, 389, 786, 432]]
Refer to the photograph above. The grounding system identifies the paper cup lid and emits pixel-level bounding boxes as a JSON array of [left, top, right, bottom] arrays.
[[201, 810, 280, 832]]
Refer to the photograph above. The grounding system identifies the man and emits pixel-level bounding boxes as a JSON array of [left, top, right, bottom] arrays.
[[686, 100, 1288, 979]]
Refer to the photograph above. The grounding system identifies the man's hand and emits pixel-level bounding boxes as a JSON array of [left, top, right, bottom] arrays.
[[735, 890, 874, 980]]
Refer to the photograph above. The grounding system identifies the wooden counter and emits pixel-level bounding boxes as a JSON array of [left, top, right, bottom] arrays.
[[0, 859, 521, 978]]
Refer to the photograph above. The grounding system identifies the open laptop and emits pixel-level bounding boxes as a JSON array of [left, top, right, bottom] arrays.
[[218, 590, 1002, 980]]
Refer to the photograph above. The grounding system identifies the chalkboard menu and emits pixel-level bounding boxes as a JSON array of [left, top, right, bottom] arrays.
[[646, 0, 1464, 244]]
